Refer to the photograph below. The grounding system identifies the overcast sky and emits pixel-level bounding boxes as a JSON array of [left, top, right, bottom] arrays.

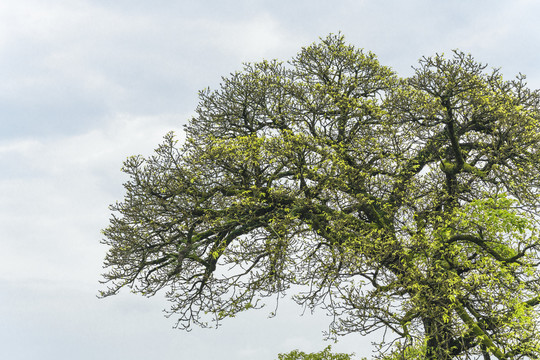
[[2, 1, 540, 359]]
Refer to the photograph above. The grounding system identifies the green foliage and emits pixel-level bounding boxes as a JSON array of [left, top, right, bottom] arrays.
[[100, 34, 540, 359], [277, 346, 356, 360]]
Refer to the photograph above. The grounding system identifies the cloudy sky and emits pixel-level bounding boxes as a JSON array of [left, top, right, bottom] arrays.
[[2, 1, 540, 359]]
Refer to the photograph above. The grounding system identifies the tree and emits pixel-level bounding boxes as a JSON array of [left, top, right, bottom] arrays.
[[277, 346, 355, 360], [100, 34, 540, 359]]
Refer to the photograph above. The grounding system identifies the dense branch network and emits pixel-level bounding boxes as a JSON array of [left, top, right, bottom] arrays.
[[100, 34, 540, 359]]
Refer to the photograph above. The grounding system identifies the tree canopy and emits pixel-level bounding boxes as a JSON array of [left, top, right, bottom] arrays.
[[100, 34, 540, 359]]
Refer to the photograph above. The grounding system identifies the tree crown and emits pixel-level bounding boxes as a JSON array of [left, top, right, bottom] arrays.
[[100, 34, 540, 359]]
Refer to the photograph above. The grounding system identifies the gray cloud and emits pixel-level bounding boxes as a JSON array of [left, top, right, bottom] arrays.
[[2, 0, 540, 359]]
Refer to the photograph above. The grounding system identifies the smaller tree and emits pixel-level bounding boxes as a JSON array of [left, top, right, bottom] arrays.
[[277, 346, 356, 360]]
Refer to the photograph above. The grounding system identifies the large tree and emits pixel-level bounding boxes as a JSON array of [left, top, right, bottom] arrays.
[[100, 34, 540, 359]]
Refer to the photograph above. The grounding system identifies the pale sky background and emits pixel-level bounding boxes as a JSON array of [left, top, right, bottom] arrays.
[[2, 1, 540, 359]]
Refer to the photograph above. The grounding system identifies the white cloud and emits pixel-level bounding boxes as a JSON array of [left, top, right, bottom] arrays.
[[195, 12, 298, 62], [0, 0, 306, 140], [0, 112, 185, 286]]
